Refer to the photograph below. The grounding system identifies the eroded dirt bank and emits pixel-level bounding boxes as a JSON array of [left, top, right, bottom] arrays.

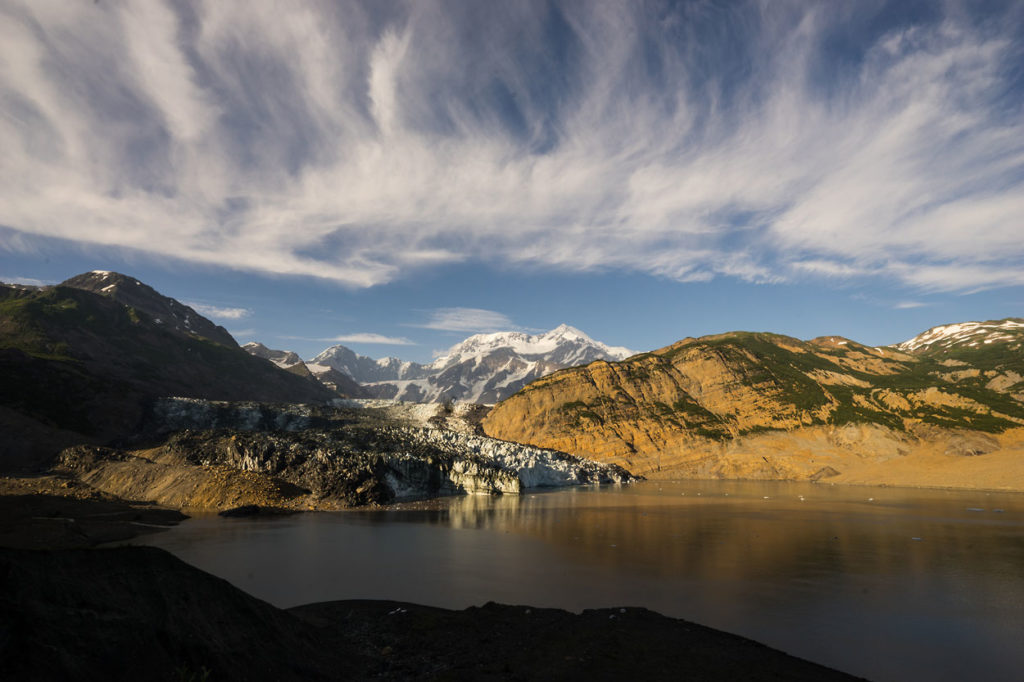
[[640, 424, 1024, 492]]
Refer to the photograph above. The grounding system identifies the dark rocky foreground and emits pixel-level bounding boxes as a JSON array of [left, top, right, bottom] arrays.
[[0, 545, 864, 682], [0, 475, 186, 550]]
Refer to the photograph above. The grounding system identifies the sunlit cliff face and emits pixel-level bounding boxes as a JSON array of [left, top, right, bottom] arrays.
[[483, 330, 1024, 487]]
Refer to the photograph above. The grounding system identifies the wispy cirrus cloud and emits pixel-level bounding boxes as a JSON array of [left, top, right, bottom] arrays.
[[284, 332, 414, 346], [184, 301, 251, 320], [413, 308, 518, 333], [0, 1, 1022, 292], [330, 333, 414, 345]]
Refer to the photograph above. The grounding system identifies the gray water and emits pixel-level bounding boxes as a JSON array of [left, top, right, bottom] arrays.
[[137, 481, 1024, 682]]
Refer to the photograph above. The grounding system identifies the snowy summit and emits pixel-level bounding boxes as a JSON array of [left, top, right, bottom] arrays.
[[431, 324, 634, 368], [896, 319, 1024, 353], [308, 324, 635, 404]]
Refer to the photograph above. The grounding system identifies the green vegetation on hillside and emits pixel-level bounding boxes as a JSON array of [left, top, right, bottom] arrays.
[[510, 327, 1024, 443]]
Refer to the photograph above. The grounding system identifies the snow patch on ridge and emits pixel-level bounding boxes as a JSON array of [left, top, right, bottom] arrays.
[[896, 319, 1024, 352]]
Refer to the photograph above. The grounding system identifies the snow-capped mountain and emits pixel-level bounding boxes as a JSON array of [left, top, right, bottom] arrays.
[[895, 318, 1024, 353], [243, 342, 366, 397], [309, 324, 635, 404], [308, 346, 432, 384], [431, 324, 634, 369], [242, 342, 304, 369]]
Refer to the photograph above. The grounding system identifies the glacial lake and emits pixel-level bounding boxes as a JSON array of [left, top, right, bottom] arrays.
[[136, 480, 1024, 682]]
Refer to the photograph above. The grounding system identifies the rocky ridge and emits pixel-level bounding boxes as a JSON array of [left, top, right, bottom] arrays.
[[0, 277, 336, 472], [309, 345, 431, 384], [242, 341, 367, 397], [62, 271, 238, 348], [483, 323, 1024, 489], [242, 341, 305, 370], [896, 317, 1024, 353]]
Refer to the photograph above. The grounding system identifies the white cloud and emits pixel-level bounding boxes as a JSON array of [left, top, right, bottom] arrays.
[[0, 1, 1021, 292], [0, 275, 51, 286], [790, 260, 875, 279], [893, 301, 929, 310], [283, 332, 413, 345], [184, 302, 251, 320], [414, 308, 518, 333], [329, 333, 414, 345]]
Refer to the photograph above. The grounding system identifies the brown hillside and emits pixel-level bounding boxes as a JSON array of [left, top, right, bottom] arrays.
[[482, 329, 1024, 489]]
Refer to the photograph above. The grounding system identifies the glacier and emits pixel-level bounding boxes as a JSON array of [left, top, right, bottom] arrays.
[[149, 397, 635, 502]]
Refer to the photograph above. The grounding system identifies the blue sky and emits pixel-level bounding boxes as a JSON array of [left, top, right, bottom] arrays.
[[1, 0, 1022, 363]]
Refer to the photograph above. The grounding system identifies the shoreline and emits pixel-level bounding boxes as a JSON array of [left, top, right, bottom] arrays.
[[642, 472, 1024, 495], [3, 470, 1021, 554]]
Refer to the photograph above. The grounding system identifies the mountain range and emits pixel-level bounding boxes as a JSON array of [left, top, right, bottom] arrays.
[[4, 270, 1022, 491], [249, 325, 635, 404], [0, 271, 633, 512]]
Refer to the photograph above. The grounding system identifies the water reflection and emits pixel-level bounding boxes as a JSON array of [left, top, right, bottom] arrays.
[[140, 481, 1024, 682]]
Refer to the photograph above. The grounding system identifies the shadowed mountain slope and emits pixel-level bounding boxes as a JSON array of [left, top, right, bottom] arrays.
[[0, 276, 335, 471], [62, 270, 238, 348]]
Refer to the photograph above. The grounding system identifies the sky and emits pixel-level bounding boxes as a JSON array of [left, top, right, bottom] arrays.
[[1, 0, 1022, 364]]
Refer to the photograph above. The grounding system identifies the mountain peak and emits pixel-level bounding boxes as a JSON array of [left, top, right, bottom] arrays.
[[309, 344, 431, 383], [61, 271, 238, 348], [67, 270, 143, 289], [546, 323, 588, 339], [895, 318, 1024, 353], [243, 342, 303, 369], [431, 325, 633, 369]]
